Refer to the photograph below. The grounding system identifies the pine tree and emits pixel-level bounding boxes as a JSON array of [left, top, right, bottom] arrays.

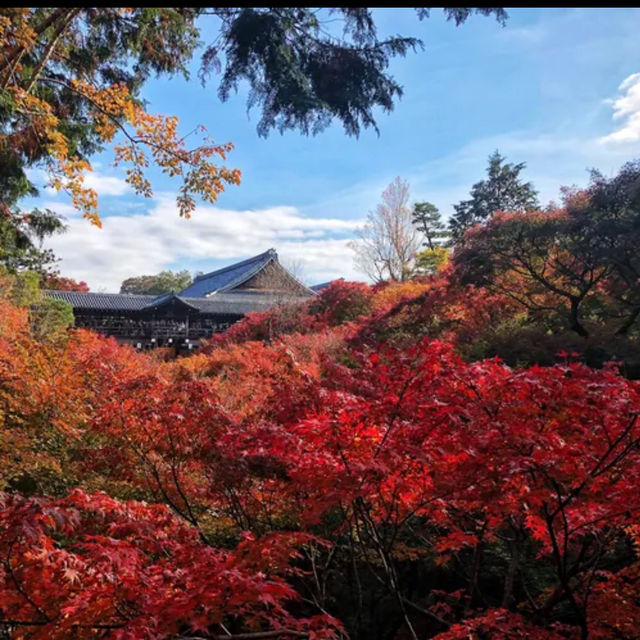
[[412, 201, 448, 249], [449, 150, 539, 244]]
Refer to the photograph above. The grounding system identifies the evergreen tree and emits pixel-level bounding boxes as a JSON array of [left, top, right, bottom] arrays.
[[0, 8, 507, 214], [449, 150, 539, 244], [411, 201, 448, 249], [0, 208, 66, 275]]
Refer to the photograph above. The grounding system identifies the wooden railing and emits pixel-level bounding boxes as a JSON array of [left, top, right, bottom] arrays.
[[73, 317, 233, 340]]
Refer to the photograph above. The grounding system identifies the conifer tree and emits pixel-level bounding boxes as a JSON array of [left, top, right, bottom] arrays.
[[449, 150, 538, 243]]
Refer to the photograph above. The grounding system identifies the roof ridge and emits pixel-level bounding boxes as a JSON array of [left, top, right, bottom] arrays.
[[193, 248, 277, 283], [43, 290, 156, 298], [142, 293, 200, 311]]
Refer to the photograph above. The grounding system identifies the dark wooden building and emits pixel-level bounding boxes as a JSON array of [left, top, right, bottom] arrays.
[[44, 249, 315, 348]]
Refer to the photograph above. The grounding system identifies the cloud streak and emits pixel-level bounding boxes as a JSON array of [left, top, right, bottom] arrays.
[[83, 172, 130, 196], [600, 73, 640, 144], [26, 168, 131, 201]]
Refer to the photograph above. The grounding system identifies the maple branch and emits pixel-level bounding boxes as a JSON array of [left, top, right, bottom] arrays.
[[542, 503, 589, 640], [4, 542, 52, 624], [374, 366, 423, 458], [353, 496, 422, 640], [552, 412, 639, 517], [616, 304, 640, 335], [164, 418, 207, 539], [221, 485, 255, 531], [569, 504, 640, 535], [399, 595, 450, 628], [303, 543, 335, 612], [113, 398, 205, 537], [37, 76, 214, 164], [0, 618, 47, 627], [0, 619, 125, 630]]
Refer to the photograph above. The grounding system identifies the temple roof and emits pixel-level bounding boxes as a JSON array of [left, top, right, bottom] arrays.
[[43, 291, 157, 311], [178, 248, 279, 297], [43, 249, 315, 316], [310, 279, 342, 293], [43, 289, 309, 316]]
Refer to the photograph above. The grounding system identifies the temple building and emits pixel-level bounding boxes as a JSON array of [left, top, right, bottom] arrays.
[[44, 249, 316, 349]]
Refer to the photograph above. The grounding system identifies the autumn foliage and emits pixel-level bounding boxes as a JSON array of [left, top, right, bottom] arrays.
[[7, 13, 640, 636], [0, 489, 337, 640], [3, 265, 640, 640], [0, 8, 241, 226], [42, 275, 89, 291]]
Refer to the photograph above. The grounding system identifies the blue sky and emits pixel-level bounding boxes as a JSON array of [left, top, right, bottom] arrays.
[[27, 7, 640, 290]]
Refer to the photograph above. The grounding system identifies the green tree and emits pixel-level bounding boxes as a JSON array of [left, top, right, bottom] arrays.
[[30, 296, 74, 341], [416, 245, 449, 275], [411, 201, 448, 249], [0, 266, 73, 339], [0, 208, 66, 275], [120, 269, 193, 295], [3, 267, 41, 306], [449, 150, 539, 244]]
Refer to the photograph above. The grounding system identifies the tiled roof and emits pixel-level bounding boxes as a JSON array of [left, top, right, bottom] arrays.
[[42, 290, 309, 316], [310, 280, 339, 293], [178, 248, 278, 297], [43, 250, 315, 315], [43, 291, 156, 311]]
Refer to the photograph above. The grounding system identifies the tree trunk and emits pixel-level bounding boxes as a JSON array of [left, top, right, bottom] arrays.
[[568, 297, 588, 338], [502, 535, 520, 608]]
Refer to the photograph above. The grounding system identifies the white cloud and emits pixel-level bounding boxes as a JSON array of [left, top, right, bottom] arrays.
[[38, 201, 82, 218], [599, 73, 640, 144], [83, 171, 130, 196], [44, 196, 364, 291], [26, 167, 130, 198], [278, 239, 361, 285]]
